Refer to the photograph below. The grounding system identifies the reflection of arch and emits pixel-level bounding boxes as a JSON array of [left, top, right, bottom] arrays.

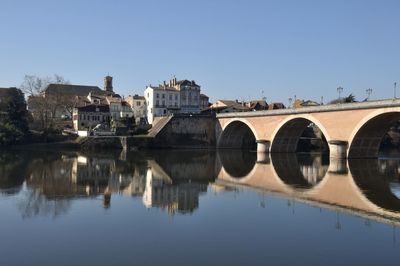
[[349, 159, 400, 212], [271, 153, 329, 189], [218, 120, 257, 150], [271, 116, 330, 153], [218, 151, 257, 179], [348, 112, 400, 158]]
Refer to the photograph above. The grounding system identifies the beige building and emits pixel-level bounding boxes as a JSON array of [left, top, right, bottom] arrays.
[[167, 78, 201, 113], [126, 94, 147, 124], [106, 96, 133, 120]]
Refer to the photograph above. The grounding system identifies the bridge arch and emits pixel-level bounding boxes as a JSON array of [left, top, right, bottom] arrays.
[[218, 119, 258, 150], [270, 115, 331, 153], [348, 110, 400, 158]]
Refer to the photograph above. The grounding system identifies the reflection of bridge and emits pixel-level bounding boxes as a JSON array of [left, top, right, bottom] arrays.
[[216, 100, 400, 158], [216, 152, 400, 223]]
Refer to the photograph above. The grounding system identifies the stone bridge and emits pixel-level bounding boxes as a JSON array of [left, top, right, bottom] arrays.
[[216, 99, 400, 158]]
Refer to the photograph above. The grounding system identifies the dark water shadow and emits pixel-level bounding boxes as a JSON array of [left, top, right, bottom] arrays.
[[218, 150, 257, 179], [349, 159, 400, 213]]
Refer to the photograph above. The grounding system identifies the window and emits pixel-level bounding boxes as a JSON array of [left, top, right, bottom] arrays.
[[137, 102, 141, 106], [147, 92, 149, 98], [162, 100, 165, 107], [169, 94, 172, 100], [175, 95, 178, 100], [156, 93, 159, 98], [162, 94, 165, 99], [156, 100, 159, 106]]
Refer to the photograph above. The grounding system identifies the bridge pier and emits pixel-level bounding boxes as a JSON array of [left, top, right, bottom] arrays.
[[328, 140, 348, 159], [328, 157, 348, 174], [256, 140, 271, 163], [256, 139, 270, 153]]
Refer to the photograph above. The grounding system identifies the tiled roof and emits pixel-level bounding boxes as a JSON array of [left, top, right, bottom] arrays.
[[148, 85, 179, 92], [268, 102, 286, 110], [131, 95, 145, 100], [45, 84, 105, 96], [106, 96, 122, 103], [77, 104, 110, 112], [176, 80, 200, 87]]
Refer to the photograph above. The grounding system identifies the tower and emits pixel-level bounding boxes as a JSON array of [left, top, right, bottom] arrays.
[[104, 75, 113, 94]]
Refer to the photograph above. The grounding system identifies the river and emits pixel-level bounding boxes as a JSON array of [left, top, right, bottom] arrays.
[[0, 149, 400, 265]]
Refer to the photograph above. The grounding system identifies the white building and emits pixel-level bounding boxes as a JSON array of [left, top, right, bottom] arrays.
[[144, 85, 180, 124]]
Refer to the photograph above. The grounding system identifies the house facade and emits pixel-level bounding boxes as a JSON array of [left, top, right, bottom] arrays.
[[126, 94, 147, 124], [73, 105, 110, 131], [144, 77, 208, 124], [106, 96, 133, 120], [199, 94, 210, 110], [168, 78, 201, 113], [144, 85, 180, 124]]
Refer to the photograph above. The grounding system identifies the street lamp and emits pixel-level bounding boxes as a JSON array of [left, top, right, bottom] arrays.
[[395, 82, 397, 99], [337, 87, 343, 103], [366, 88, 372, 101]]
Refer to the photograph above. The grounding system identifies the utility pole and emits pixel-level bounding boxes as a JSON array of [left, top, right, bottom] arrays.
[[337, 87, 343, 103], [366, 88, 372, 101]]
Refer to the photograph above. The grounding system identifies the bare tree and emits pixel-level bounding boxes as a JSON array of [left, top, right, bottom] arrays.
[[21, 74, 70, 131]]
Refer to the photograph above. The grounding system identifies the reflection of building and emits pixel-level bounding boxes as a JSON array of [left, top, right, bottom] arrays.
[[142, 161, 207, 215], [22, 152, 213, 215], [299, 164, 328, 185]]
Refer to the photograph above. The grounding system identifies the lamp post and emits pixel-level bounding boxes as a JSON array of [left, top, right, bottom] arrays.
[[366, 88, 372, 101], [395, 82, 397, 99], [337, 87, 343, 103]]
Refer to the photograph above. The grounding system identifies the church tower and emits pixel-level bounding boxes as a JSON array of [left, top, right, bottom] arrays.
[[104, 75, 113, 94]]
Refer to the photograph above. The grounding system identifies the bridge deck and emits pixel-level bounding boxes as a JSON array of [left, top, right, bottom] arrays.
[[217, 99, 400, 118]]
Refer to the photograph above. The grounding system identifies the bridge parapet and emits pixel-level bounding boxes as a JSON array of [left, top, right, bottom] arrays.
[[217, 99, 400, 118]]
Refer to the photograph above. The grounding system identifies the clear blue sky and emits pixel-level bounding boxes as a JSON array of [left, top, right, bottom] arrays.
[[1, 0, 399, 103]]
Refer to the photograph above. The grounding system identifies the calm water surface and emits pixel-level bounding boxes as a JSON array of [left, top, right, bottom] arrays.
[[1, 149, 400, 266]]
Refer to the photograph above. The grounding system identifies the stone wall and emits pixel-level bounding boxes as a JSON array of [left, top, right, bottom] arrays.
[[153, 114, 216, 148]]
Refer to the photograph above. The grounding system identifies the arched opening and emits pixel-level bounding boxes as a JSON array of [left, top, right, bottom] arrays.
[[271, 118, 329, 153], [218, 150, 257, 179], [218, 121, 256, 150], [272, 153, 329, 189], [349, 112, 400, 158]]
